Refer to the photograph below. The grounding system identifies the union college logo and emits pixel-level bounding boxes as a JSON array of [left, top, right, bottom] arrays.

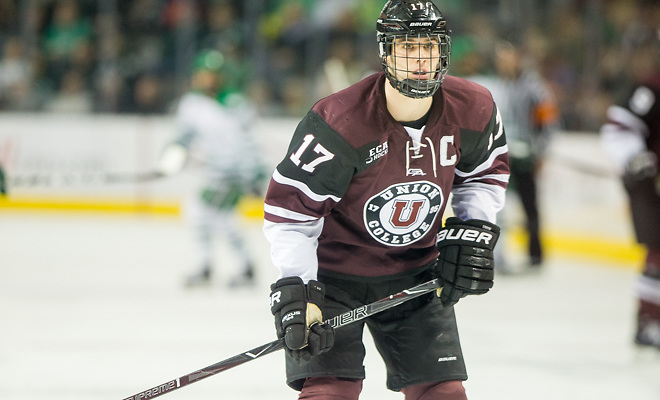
[[363, 181, 444, 247]]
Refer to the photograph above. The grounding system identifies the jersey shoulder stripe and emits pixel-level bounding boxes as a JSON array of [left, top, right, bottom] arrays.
[[455, 143, 508, 177], [264, 203, 317, 222], [272, 169, 341, 203]]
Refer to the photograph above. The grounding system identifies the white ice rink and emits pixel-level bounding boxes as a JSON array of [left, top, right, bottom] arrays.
[[1, 210, 660, 400]]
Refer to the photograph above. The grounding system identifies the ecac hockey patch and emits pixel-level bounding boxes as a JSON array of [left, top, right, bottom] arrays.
[[363, 181, 443, 247]]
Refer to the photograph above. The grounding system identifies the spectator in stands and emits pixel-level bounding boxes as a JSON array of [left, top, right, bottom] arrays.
[[41, 0, 94, 88], [132, 73, 169, 114], [0, 36, 34, 110], [43, 69, 93, 113], [0, 0, 647, 126]]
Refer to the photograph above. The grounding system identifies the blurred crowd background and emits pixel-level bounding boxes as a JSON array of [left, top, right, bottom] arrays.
[[0, 0, 659, 131]]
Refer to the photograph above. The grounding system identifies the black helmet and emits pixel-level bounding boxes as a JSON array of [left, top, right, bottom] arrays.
[[377, 0, 451, 98]]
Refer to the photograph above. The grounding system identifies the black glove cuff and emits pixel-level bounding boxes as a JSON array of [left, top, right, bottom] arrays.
[[437, 217, 500, 250]]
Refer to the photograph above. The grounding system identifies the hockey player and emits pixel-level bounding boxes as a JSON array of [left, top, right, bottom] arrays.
[[264, 1, 509, 398], [159, 49, 266, 288], [600, 29, 660, 350]]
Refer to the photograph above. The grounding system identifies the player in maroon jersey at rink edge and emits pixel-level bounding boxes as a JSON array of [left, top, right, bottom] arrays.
[[600, 27, 660, 351], [264, 1, 509, 399]]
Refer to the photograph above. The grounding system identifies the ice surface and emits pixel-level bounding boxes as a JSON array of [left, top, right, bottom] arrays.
[[1, 211, 659, 400]]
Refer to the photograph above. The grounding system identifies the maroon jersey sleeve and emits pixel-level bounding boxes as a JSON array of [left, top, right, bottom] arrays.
[[440, 77, 509, 222], [264, 109, 364, 224], [601, 75, 660, 171]]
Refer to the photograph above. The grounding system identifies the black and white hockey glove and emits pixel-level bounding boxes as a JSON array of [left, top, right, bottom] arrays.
[[624, 151, 657, 185], [435, 217, 500, 307], [270, 277, 334, 363]]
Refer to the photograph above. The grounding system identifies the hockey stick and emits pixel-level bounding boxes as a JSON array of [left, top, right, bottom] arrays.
[[8, 171, 164, 187], [121, 279, 441, 400]]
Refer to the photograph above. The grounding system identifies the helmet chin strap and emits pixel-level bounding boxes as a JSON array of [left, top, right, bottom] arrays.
[[399, 78, 435, 99], [401, 78, 429, 88]]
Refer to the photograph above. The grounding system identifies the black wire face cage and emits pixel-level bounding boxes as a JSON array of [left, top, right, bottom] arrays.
[[379, 32, 451, 99]]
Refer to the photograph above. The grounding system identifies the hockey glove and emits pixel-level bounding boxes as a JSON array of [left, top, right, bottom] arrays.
[[270, 277, 335, 363], [157, 143, 188, 176], [436, 217, 500, 307], [624, 151, 657, 185]]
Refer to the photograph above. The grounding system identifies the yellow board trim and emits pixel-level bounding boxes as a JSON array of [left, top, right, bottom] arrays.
[[0, 195, 263, 218], [0, 196, 181, 215], [508, 228, 644, 270], [1, 196, 643, 269]]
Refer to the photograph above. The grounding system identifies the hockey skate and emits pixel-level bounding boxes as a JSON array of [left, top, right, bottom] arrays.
[[227, 264, 255, 288], [184, 265, 212, 287]]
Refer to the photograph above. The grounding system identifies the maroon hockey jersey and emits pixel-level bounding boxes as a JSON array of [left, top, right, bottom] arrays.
[[620, 74, 660, 159], [264, 72, 509, 280]]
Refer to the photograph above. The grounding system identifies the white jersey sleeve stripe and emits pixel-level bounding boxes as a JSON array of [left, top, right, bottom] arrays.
[[607, 105, 649, 137], [462, 173, 510, 184], [273, 169, 342, 203], [494, 107, 504, 141], [264, 204, 318, 222], [455, 144, 509, 177]]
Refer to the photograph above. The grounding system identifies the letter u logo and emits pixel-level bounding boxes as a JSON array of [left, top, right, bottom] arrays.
[[390, 200, 425, 227]]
